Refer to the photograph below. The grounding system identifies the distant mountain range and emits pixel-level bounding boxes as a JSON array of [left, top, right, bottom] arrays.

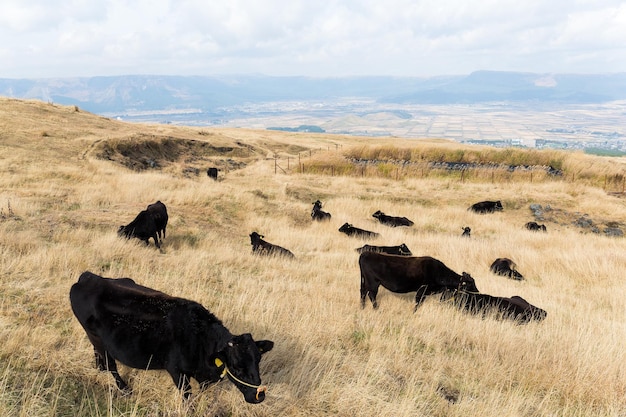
[[1, 71, 625, 114]]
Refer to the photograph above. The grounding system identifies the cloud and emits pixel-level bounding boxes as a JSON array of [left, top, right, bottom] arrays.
[[1, 0, 625, 78]]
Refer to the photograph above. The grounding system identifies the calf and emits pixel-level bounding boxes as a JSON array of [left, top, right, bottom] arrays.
[[452, 291, 547, 323], [311, 200, 331, 221], [372, 210, 414, 227], [525, 221, 547, 232], [468, 200, 503, 214], [461, 226, 471, 237], [339, 223, 380, 239], [70, 271, 274, 402], [355, 243, 413, 256], [490, 258, 524, 280], [249, 232, 295, 258], [207, 167, 218, 180], [358, 252, 479, 311]]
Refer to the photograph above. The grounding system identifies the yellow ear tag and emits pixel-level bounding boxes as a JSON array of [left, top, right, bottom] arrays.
[[214, 358, 227, 379]]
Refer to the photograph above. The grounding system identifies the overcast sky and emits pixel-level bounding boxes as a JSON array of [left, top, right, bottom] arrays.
[[2, 0, 625, 79]]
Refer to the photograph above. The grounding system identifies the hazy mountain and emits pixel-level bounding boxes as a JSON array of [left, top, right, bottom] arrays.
[[1, 71, 625, 114]]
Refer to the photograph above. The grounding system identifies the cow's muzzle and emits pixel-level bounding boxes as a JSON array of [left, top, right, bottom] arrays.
[[255, 385, 267, 402]]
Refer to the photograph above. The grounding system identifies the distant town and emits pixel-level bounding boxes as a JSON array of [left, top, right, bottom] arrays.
[[112, 99, 626, 156]]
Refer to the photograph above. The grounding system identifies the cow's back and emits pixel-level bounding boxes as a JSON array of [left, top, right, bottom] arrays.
[[70, 271, 171, 326], [359, 252, 453, 292], [70, 271, 228, 370]]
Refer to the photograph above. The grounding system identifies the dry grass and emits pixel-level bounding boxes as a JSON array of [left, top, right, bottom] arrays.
[[2, 98, 626, 416]]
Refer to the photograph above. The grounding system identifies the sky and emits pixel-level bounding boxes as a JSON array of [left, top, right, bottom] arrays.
[[1, 0, 625, 79]]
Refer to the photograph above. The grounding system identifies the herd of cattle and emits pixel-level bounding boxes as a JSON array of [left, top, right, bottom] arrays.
[[71, 197, 547, 403]]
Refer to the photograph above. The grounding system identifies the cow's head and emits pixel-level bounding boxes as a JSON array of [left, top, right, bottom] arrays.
[[459, 272, 479, 293], [338, 223, 352, 233], [372, 210, 383, 219], [312, 200, 323, 210], [494, 201, 504, 211], [213, 333, 274, 404], [399, 243, 412, 256], [117, 225, 130, 238], [249, 232, 263, 246]]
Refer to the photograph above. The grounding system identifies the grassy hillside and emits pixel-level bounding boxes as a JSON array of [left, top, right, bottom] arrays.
[[1, 98, 626, 416]]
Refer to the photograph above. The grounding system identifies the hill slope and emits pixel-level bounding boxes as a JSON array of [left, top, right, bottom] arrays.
[[1, 98, 626, 417]]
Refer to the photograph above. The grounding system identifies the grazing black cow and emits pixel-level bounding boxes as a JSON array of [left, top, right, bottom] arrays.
[[490, 258, 524, 280], [339, 223, 380, 239], [207, 167, 218, 180], [69, 271, 274, 402], [355, 243, 413, 256], [146, 200, 168, 241], [461, 226, 471, 237], [372, 210, 414, 227], [525, 221, 547, 232], [358, 252, 479, 311], [452, 291, 547, 323], [118, 209, 160, 248], [468, 200, 503, 214], [249, 232, 295, 258], [311, 200, 331, 221]]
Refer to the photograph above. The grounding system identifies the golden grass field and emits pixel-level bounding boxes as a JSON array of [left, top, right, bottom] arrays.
[[1, 97, 626, 416]]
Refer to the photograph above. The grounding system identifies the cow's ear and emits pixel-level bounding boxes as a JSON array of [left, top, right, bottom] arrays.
[[210, 353, 227, 378], [256, 340, 274, 354]]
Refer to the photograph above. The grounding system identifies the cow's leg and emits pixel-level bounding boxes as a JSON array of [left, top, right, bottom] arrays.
[[414, 285, 429, 312], [94, 348, 107, 371], [152, 233, 160, 248], [360, 281, 368, 309], [101, 352, 130, 393], [368, 285, 379, 309], [168, 370, 192, 399], [84, 332, 109, 372]]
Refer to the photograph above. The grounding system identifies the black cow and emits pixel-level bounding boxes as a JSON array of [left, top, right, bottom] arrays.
[[311, 200, 331, 221], [355, 243, 413, 256], [249, 232, 295, 258], [118, 209, 160, 248], [339, 223, 380, 239], [146, 200, 168, 241], [358, 252, 479, 311], [525, 221, 547, 232], [372, 210, 414, 227], [468, 200, 503, 214], [461, 226, 471, 237], [452, 291, 547, 323], [490, 258, 524, 280], [207, 167, 218, 180], [69, 271, 274, 402]]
